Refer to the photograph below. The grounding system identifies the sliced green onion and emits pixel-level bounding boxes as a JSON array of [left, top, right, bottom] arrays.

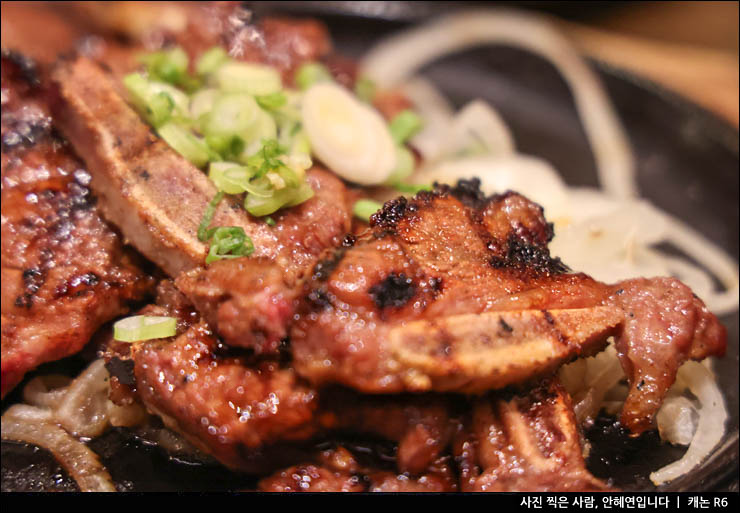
[[245, 182, 314, 217], [353, 199, 382, 222], [239, 110, 278, 159], [197, 191, 225, 241], [354, 75, 376, 103], [215, 62, 282, 96], [206, 134, 245, 160], [389, 109, 423, 144], [256, 91, 287, 111], [289, 129, 312, 157], [204, 227, 254, 264], [295, 62, 332, 90], [113, 315, 177, 342], [189, 88, 219, 121], [196, 47, 229, 77], [384, 145, 415, 185], [158, 123, 212, 167], [285, 182, 315, 207], [394, 182, 433, 194], [204, 93, 259, 138], [265, 216, 276, 226], [140, 47, 188, 85], [209, 162, 251, 194], [124, 74, 174, 127]]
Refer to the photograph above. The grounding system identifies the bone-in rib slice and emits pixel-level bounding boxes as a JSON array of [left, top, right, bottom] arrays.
[[49, 56, 273, 277], [455, 379, 612, 492], [386, 307, 621, 393], [50, 57, 352, 352]]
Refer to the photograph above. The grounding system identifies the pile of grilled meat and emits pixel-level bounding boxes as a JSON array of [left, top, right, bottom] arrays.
[[1, 2, 726, 492]]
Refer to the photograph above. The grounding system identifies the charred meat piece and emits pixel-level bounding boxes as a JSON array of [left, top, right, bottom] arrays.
[[258, 445, 457, 492], [50, 56, 352, 354], [291, 187, 620, 393], [174, 168, 352, 354], [291, 182, 726, 434], [454, 379, 612, 492], [0, 52, 154, 397], [607, 277, 726, 434], [128, 292, 456, 473]]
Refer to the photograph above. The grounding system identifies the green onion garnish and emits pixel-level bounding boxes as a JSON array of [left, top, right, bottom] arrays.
[[265, 216, 276, 226], [354, 76, 376, 103], [125, 46, 325, 264], [113, 315, 177, 342], [157, 123, 212, 168], [204, 227, 254, 264], [215, 62, 282, 96], [295, 62, 333, 90], [389, 109, 423, 144], [394, 183, 433, 194], [198, 191, 225, 241], [384, 145, 416, 185], [140, 47, 188, 84], [196, 47, 229, 77], [353, 199, 383, 222], [256, 91, 287, 111]]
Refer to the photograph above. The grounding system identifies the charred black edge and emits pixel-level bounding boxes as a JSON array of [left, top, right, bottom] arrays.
[[105, 357, 136, 386], [369, 272, 416, 310], [1, 48, 41, 86]]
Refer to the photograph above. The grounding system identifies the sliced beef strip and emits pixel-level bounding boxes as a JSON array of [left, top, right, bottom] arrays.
[[0, 52, 155, 398], [454, 379, 612, 492], [291, 182, 726, 434]]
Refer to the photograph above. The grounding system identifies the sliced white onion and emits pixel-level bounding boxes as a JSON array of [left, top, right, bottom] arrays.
[[399, 77, 456, 161], [650, 362, 728, 485], [656, 396, 698, 446], [302, 82, 396, 185], [413, 154, 570, 221], [23, 375, 72, 409], [663, 215, 740, 316], [55, 359, 112, 438], [434, 99, 514, 160], [2, 405, 116, 492], [361, 9, 636, 198]]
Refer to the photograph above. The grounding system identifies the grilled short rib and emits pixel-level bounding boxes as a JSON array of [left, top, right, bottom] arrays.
[[292, 182, 726, 434], [1, 51, 154, 397], [454, 379, 611, 491], [51, 56, 352, 354]]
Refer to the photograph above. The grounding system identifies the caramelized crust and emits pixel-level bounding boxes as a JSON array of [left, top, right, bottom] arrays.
[[455, 379, 612, 492], [291, 182, 726, 434], [1, 52, 154, 397]]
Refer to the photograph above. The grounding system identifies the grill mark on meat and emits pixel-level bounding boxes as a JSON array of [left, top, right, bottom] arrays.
[[105, 357, 135, 387], [0, 48, 41, 86], [369, 273, 416, 310], [489, 233, 569, 276], [311, 247, 349, 282]]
